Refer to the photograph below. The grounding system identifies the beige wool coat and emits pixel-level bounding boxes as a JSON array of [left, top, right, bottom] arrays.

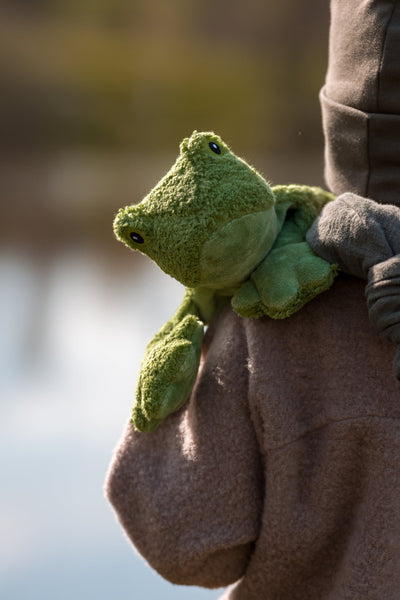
[[106, 276, 400, 599]]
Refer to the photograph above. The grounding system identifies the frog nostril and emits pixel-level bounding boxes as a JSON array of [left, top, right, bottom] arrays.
[[130, 232, 145, 244]]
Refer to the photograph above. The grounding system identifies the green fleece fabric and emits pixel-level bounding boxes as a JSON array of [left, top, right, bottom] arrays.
[[113, 131, 336, 431]]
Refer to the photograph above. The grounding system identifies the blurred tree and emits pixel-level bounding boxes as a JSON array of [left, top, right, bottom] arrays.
[[0, 0, 329, 155]]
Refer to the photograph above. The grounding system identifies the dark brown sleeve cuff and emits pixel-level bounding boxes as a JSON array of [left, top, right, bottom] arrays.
[[321, 87, 400, 206]]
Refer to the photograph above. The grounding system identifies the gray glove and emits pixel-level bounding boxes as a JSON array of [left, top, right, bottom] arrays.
[[307, 193, 400, 380]]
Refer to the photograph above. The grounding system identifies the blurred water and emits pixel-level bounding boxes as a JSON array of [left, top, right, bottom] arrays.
[[0, 249, 222, 600]]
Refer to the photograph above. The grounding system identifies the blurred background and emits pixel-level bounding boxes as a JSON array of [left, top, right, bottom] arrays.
[[1, 1, 330, 598]]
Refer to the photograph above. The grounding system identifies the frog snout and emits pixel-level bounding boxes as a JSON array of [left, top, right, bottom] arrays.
[[113, 207, 151, 249]]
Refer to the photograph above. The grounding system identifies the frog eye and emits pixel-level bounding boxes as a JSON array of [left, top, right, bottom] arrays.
[[209, 141, 221, 155], [130, 232, 144, 244]]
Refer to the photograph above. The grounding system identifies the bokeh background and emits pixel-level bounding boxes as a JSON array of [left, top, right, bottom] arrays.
[[1, 1, 330, 598]]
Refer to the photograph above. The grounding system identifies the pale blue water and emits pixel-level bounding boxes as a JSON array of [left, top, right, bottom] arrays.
[[0, 249, 223, 600]]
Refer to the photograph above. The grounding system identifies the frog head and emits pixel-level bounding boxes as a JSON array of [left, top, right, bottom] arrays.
[[114, 131, 278, 290]]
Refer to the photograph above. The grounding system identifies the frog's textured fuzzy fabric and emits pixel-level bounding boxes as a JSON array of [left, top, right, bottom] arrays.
[[105, 276, 400, 599], [114, 131, 335, 432], [112, 131, 335, 431], [113, 131, 334, 295], [113, 131, 278, 290], [132, 314, 204, 432]]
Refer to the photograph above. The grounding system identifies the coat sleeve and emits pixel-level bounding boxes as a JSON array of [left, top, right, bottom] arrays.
[[306, 194, 400, 379], [105, 308, 263, 589]]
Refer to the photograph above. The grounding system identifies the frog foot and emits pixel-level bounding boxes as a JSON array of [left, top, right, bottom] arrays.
[[131, 315, 204, 432], [231, 280, 266, 320], [232, 243, 336, 320]]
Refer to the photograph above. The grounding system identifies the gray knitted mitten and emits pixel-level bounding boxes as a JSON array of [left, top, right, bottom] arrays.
[[307, 193, 400, 380], [366, 257, 400, 380]]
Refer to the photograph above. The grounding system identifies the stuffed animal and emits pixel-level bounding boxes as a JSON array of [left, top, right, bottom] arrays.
[[114, 131, 336, 432]]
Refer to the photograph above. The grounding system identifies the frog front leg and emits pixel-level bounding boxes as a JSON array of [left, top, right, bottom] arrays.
[[132, 287, 228, 432], [232, 224, 336, 319], [133, 313, 204, 432]]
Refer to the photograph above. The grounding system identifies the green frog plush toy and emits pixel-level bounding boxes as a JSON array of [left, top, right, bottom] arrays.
[[114, 131, 336, 432]]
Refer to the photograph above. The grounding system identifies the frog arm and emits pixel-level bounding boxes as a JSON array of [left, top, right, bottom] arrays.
[[132, 289, 203, 432], [132, 287, 228, 433], [133, 313, 204, 432], [142, 287, 226, 358], [142, 288, 201, 359], [236, 242, 336, 319], [232, 218, 337, 320], [231, 185, 336, 319]]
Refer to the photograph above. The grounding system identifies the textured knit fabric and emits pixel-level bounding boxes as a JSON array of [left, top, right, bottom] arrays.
[[306, 194, 400, 279], [322, 0, 400, 205], [307, 195, 400, 379], [106, 276, 400, 600]]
